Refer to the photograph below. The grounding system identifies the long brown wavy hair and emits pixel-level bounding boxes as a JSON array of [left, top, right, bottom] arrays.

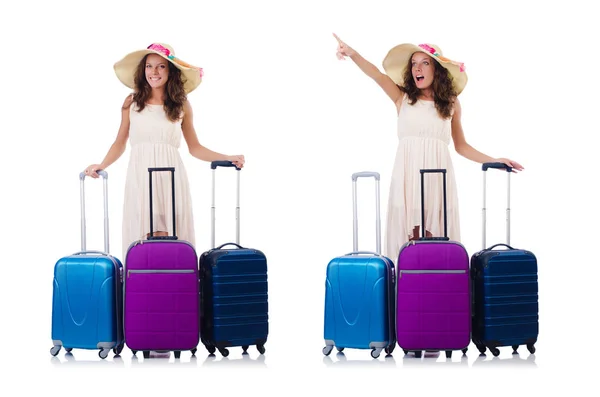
[[125, 54, 187, 122], [399, 54, 457, 119]]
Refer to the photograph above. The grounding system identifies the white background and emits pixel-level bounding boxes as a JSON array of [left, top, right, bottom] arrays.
[[2, 0, 597, 395]]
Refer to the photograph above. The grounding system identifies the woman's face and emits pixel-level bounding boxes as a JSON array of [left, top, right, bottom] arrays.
[[145, 53, 169, 89], [411, 52, 435, 90]]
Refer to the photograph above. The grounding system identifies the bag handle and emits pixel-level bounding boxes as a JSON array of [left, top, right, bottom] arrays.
[[351, 171, 382, 254], [148, 167, 177, 240], [419, 169, 449, 241]]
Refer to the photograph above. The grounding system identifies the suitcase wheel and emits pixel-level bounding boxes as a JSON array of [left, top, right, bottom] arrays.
[[113, 343, 124, 356], [445, 350, 452, 359], [512, 345, 519, 354], [489, 347, 500, 357], [143, 350, 150, 359], [527, 344, 536, 354], [65, 348, 73, 353], [242, 345, 249, 354], [414, 351, 422, 358], [336, 347, 344, 353], [174, 351, 181, 359], [461, 348, 468, 355], [322, 345, 333, 356], [257, 344, 266, 355], [98, 348, 109, 359], [370, 348, 382, 359], [50, 345, 61, 356], [218, 348, 230, 357], [191, 348, 197, 356], [384, 345, 395, 356], [476, 344, 486, 355]]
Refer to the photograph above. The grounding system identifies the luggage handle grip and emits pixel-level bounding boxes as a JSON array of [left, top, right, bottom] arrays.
[[482, 162, 513, 172], [344, 251, 382, 257], [71, 250, 108, 256], [215, 242, 245, 250], [352, 171, 380, 181], [79, 170, 108, 180], [486, 243, 515, 251], [211, 160, 241, 170]]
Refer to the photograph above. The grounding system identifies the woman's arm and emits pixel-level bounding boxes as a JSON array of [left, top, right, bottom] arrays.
[[334, 33, 403, 106], [181, 100, 245, 168], [451, 98, 524, 171]]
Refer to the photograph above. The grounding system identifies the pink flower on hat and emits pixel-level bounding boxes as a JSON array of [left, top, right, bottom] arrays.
[[418, 43, 465, 73]]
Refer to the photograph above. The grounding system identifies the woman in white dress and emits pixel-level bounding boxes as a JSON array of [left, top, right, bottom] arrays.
[[83, 43, 245, 260], [333, 34, 524, 264]]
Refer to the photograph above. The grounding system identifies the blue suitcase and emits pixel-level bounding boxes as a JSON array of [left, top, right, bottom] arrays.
[[470, 163, 538, 357], [199, 161, 268, 357], [50, 171, 124, 359], [322, 171, 396, 359]]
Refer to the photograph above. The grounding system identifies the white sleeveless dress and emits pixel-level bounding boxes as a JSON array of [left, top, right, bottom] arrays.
[[121, 101, 196, 261], [384, 94, 461, 264]]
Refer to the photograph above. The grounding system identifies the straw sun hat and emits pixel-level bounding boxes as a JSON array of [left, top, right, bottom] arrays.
[[382, 43, 468, 95], [113, 43, 203, 94]]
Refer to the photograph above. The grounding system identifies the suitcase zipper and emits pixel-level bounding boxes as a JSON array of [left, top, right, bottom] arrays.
[[127, 269, 195, 278], [398, 269, 466, 279]]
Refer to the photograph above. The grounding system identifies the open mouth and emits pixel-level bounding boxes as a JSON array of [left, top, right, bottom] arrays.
[[415, 75, 424, 82]]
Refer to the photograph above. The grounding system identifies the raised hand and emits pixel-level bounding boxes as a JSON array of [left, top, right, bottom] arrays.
[[333, 33, 356, 59]]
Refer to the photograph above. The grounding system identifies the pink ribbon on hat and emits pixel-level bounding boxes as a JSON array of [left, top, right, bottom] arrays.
[[147, 43, 204, 77], [418, 43, 465, 72]]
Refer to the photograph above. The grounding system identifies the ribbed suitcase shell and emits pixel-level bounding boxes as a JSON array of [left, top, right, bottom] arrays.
[[471, 246, 538, 355], [199, 244, 269, 356]]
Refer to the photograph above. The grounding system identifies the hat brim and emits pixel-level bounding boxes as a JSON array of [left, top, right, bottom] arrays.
[[113, 49, 202, 94], [382, 43, 468, 95]]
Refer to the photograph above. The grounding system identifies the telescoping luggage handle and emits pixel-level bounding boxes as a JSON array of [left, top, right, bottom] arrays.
[[420, 169, 449, 241], [78, 170, 110, 253], [148, 167, 178, 240], [482, 162, 513, 249], [210, 161, 241, 249], [346, 171, 382, 257]]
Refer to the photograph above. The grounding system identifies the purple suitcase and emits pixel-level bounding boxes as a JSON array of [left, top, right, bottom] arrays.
[[396, 169, 470, 358], [124, 167, 199, 359]]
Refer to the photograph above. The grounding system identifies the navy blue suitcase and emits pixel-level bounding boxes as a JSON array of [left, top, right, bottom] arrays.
[[50, 171, 124, 359], [322, 171, 396, 359], [199, 161, 268, 357], [470, 162, 539, 357]]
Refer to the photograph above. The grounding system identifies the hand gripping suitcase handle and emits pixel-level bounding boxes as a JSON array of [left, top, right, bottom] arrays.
[[481, 162, 512, 249], [148, 167, 178, 240], [419, 169, 449, 240], [79, 170, 110, 253], [351, 171, 382, 254], [211, 160, 241, 170], [211, 161, 241, 249]]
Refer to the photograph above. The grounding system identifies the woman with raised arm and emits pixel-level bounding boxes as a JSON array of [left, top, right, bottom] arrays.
[[333, 34, 523, 263]]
